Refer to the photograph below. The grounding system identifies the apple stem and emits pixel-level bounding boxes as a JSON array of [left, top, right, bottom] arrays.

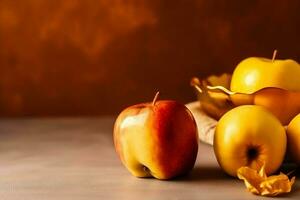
[[272, 49, 278, 62], [152, 91, 160, 106]]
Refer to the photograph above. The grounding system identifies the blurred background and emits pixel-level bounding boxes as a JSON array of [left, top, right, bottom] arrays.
[[1, 0, 300, 117]]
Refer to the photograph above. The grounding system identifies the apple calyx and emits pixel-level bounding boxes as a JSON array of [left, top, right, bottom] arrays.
[[152, 91, 160, 106], [246, 146, 259, 163]]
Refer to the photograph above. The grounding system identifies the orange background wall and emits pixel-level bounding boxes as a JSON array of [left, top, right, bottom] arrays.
[[1, 0, 300, 116]]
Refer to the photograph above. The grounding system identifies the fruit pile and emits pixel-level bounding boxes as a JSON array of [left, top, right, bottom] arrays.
[[113, 51, 298, 196]]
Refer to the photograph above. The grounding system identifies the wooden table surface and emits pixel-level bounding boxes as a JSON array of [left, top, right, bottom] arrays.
[[0, 117, 299, 200]]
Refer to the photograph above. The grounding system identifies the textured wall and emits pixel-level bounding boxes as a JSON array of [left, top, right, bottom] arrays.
[[1, 0, 300, 116]]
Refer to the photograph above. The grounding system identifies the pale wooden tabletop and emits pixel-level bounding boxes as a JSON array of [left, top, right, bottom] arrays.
[[0, 117, 299, 200]]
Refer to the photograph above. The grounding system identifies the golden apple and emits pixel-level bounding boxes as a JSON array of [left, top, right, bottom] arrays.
[[214, 105, 286, 177], [230, 57, 300, 94], [287, 113, 300, 165], [113, 93, 199, 179]]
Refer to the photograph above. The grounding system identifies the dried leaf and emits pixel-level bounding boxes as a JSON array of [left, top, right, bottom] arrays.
[[190, 74, 233, 119], [237, 164, 295, 196], [206, 73, 232, 89]]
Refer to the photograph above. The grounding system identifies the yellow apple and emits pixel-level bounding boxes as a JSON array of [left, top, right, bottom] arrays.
[[230, 57, 300, 94], [113, 94, 199, 179], [214, 105, 286, 177], [287, 113, 300, 165]]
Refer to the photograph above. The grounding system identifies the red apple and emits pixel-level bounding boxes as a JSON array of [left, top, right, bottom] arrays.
[[113, 92, 199, 179]]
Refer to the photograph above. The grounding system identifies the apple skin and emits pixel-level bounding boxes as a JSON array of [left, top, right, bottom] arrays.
[[114, 100, 199, 180], [287, 113, 300, 165], [214, 105, 286, 177], [230, 57, 300, 94]]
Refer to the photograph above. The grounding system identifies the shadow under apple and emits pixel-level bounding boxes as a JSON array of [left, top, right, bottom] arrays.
[[171, 165, 231, 182]]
